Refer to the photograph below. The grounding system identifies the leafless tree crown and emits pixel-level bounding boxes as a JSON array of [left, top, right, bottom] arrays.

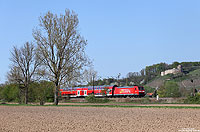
[[33, 9, 89, 86], [8, 42, 40, 84]]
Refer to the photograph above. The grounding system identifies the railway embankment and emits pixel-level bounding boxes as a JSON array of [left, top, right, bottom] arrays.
[[61, 97, 186, 104]]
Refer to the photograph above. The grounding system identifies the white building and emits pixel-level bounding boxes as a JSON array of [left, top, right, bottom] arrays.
[[161, 65, 182, 76]]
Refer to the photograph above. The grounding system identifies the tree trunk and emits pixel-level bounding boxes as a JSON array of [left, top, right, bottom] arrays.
[[24, 85, 28, 104], [54, 90, 58, 105], [18, 87, 23, 104], [54, 84, 59, 105]]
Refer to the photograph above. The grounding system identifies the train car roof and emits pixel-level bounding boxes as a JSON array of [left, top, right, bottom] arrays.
[[61, 85, 112, 90], [116, 86, 134, 88], [61, 85, 144, 90]]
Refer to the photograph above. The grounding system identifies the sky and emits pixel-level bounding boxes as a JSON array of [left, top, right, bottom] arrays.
[[0, 0, 200, 83]]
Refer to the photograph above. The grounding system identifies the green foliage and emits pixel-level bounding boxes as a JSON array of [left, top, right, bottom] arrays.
[[85, 95, 110, 103], [158, 81, 181, 97], [184, 94, 200, 104], [0, 81, 54, 104], [145, 61, 200, 84], [157, 85, 166, 98], [145, 62, 168, 82], [0, 84, 19, 102], [188, 69, 200, 77], [171, 73, 189, 82], [164, 81, 181, 97], [171, 61, 180, 69], [0, 85, 4, 101], [29, 81, 54, 105], [144, 86, 155, 93]]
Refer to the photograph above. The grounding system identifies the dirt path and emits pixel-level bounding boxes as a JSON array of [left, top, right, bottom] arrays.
[[0, 106, 200, 132]]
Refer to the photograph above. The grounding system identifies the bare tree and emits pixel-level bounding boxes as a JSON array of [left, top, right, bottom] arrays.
[[8, 42, 40, 104], [33, 9, 89, 105], [65, 70, 83, 87], [83, 67, 98, 85], [126, 71, 144, 85]]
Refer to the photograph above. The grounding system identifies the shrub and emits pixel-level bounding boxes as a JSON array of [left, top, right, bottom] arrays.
[[1, 84, 19, 102], [85, 95, 110, 103], [140, 97, 151, 104], [30, 81, 54, 105], [144, 86, 155, 93], [158, 81, 181, 97], [184, 94, 200, 104]]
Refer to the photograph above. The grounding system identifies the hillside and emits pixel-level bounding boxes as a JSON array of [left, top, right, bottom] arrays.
[[146, 69, 200, 95]]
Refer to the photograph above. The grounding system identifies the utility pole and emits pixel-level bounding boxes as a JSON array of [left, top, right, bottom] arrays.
[[117, 73, 121, 86], [92, 75, 95, 95]]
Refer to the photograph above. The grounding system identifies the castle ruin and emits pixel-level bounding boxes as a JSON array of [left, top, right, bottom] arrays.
[[161, 65, 182, 76]]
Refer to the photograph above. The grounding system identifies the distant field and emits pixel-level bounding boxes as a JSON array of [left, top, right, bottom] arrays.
[[0, 105, 200, 132]]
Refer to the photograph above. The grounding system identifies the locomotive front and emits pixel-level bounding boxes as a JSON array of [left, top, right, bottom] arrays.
[[137, 86, 145, 97]]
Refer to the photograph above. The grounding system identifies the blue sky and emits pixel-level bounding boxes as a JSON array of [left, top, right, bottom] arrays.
[[0, 0, 200, 83]]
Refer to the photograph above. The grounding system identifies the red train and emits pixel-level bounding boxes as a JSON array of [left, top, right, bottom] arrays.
[[60, 85, 145, 98]]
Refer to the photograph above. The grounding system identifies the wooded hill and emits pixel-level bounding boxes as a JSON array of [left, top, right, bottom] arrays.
[[134, 62, 200, 97]]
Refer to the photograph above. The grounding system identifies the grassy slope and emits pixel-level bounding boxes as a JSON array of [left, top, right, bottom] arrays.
[[188, 69, 200, 76]]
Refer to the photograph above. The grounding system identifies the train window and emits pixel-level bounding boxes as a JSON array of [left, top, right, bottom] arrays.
[[138, 87, 144, 90], [135, 88, 137, 90]]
